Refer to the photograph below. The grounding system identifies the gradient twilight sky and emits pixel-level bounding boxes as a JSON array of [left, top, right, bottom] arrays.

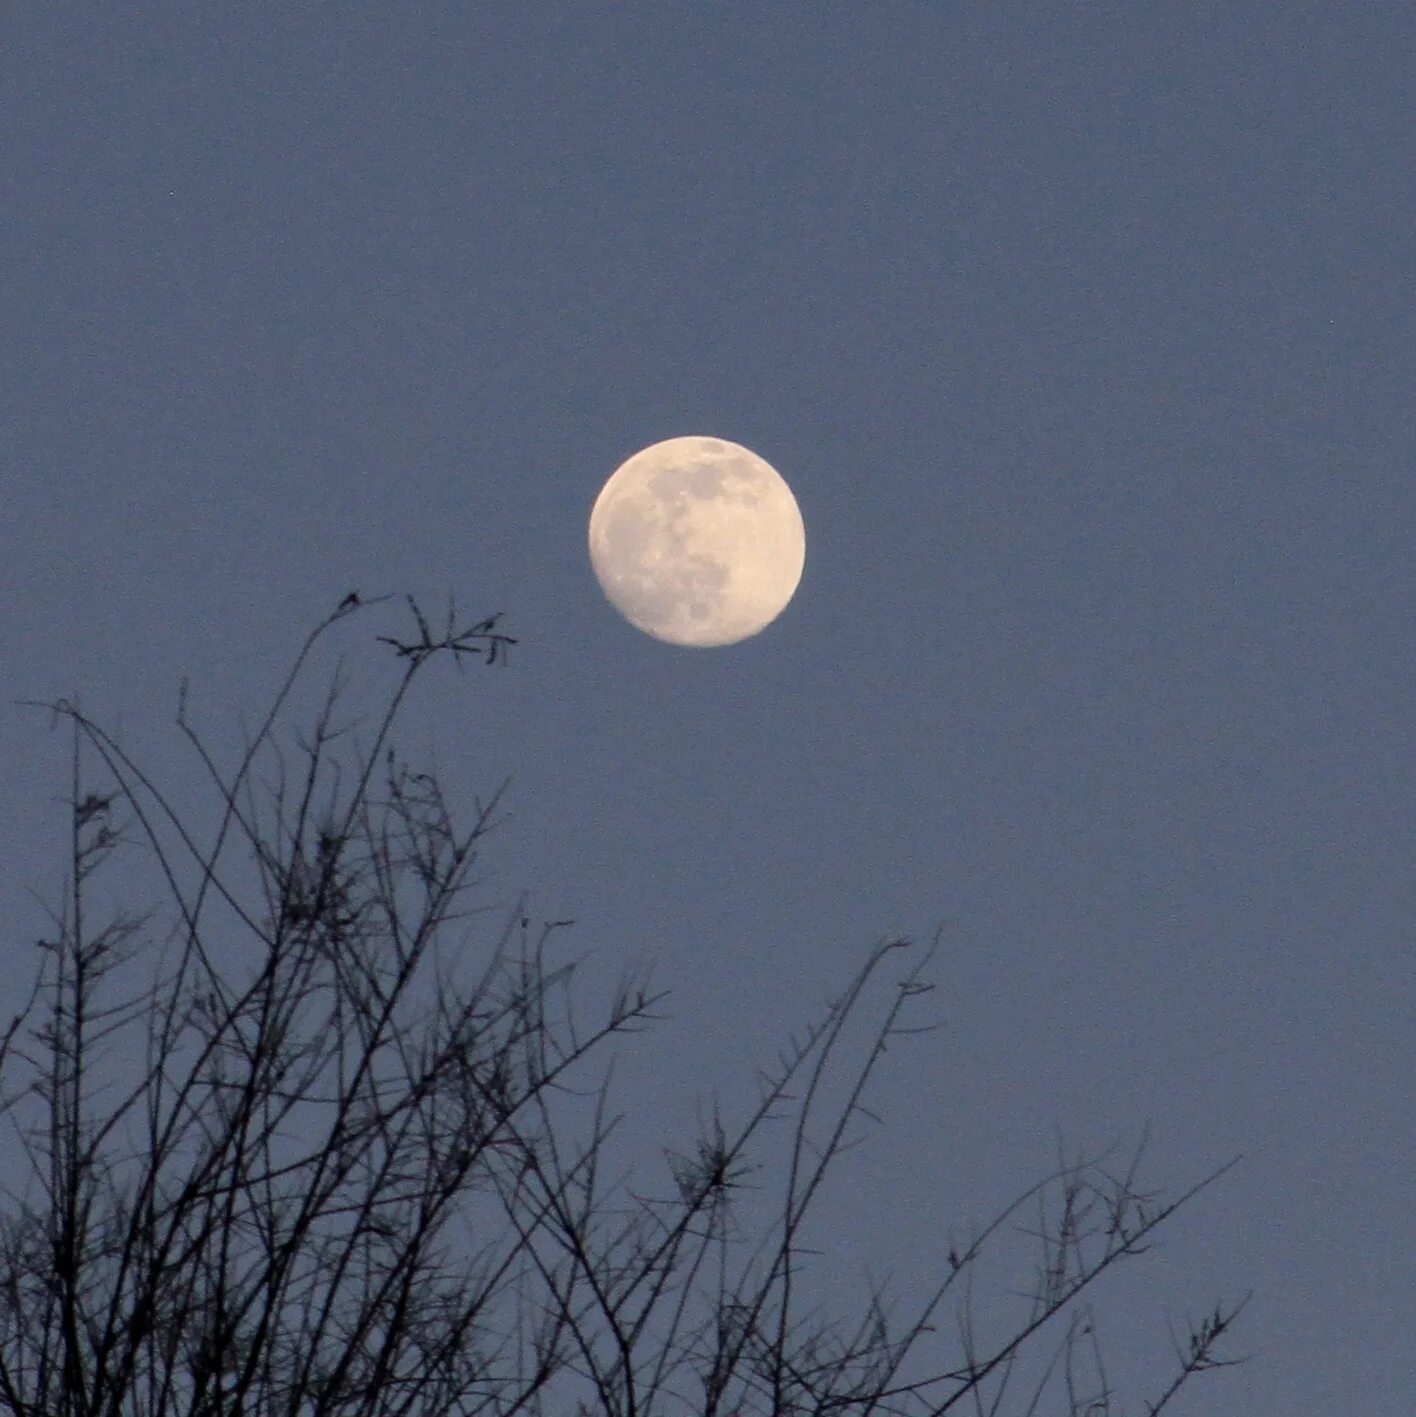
[[3, 7, 1413, 1413]]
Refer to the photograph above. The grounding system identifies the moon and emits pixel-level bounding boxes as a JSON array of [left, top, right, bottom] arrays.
[[588, 436, 806, 647]]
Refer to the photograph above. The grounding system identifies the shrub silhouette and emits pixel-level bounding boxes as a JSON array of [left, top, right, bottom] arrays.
[[1, 595, 1246, 1416]]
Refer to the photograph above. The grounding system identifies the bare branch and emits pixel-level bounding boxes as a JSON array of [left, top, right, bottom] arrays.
[[1, 604, 1247, 1417]]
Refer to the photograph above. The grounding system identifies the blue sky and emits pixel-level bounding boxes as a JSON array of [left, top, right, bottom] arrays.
[[3, 7, 1412, 1412]]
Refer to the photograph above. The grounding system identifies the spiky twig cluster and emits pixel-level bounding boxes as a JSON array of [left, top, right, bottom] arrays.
[[1, 598, 1245, 1417], [377, 595, 515, 670]]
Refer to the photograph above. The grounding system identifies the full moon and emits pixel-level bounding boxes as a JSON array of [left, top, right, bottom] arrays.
[[588, 436, 806, 647]]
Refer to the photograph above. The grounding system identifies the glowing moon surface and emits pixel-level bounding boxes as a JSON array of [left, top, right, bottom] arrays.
[[588, 436, 806, 647]]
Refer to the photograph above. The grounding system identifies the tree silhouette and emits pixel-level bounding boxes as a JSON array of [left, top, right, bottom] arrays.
[[1, 596, 1247, 1417]]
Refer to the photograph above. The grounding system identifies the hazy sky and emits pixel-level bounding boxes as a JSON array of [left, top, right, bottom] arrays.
[[3, 7, 1413, 1413]]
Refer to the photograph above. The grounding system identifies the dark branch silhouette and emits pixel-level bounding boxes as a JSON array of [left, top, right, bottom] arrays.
[[2, 597, 1246, 1416]]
